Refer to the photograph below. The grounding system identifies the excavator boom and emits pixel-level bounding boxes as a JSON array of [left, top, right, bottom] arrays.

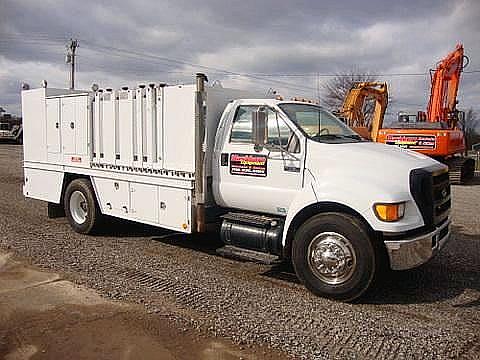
[[427, 44, 465, 126], [339, 82, 388, 141]]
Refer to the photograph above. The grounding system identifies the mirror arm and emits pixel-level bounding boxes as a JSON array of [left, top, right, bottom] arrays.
[[265, 142, 300, 161]]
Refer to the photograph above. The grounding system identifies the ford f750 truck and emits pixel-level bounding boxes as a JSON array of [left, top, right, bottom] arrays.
[[21, 74, 451, 301]]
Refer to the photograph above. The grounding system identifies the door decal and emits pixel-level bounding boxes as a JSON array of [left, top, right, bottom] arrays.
[[230, 153, 267, 177]]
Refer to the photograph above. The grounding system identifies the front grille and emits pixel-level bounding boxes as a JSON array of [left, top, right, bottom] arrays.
[[432, 170, 450, 224], [410, 167, 451, 230]]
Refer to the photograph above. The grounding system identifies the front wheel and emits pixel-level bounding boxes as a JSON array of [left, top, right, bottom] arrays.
[[64, 178, 101, 234], [292, 212, 378, 302]]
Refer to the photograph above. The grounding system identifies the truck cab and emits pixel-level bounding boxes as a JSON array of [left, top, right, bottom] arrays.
[[211, 98, 451, 300]]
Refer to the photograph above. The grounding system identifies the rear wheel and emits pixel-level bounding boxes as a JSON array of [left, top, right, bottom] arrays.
[[64, 178, 101, 234], [292, 212, 378, 302]]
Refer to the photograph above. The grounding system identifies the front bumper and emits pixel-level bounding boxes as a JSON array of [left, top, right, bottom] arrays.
[[383, 219, 451, 270]]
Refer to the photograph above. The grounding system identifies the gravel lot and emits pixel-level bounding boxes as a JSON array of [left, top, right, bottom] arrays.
[[1, 144, 479, 359]]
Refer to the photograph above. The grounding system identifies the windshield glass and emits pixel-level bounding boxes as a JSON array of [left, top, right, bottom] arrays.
[[278, 103, 362, 143]]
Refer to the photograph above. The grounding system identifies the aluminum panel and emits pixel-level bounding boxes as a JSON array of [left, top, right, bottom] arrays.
[[101, 91, 116, 164], [145, 86, 157, 167], [117, 89, 135, 166], [61, 97, 76, 154], [159, 186, 190, 231], [93, 177, 130, 217], [163, 85, 196, 173], [92, 92, 102, 163], [46, 98, 61, 153], [130, 182, 159, 223], [134, 87, 145, 167]]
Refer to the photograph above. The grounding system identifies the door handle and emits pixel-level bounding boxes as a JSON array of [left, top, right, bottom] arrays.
[[55, 122, 59, 129], [220, 153, 229, 166], [70, 122, 75, 129]]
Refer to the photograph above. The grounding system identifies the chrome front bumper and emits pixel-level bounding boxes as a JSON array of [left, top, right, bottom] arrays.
[[383, 219, 451, 271]]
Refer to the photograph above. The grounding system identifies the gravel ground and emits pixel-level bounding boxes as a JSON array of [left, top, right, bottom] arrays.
[[1, 144, 479, 359]]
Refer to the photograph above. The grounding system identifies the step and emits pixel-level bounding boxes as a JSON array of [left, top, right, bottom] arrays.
[[221, 212, 283, 228], [216, 245, 281, 265]]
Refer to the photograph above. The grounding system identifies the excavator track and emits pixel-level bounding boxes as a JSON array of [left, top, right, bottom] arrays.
[[446, 157, 475, 185]]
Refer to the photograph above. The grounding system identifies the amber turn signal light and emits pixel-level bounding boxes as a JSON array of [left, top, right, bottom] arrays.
[[373, 202, 405, 222]]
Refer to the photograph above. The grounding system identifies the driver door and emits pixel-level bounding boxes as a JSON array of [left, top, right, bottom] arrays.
[[215, 103, 304, 215]]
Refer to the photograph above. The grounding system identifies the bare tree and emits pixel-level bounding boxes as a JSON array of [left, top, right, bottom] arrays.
[[460, 108, 480, 151], [321, 71, 378, 113]]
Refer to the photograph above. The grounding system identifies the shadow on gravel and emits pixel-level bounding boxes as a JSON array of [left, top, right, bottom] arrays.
[[361, 225, 480, 305], [261, 262, 302, 285], [151, 232, 225, 256], [92, 216, 480, 306], [95, 216, 168, 238], [259, 225, 480, 305]]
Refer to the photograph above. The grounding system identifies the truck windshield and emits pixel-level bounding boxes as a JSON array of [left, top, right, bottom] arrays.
[[278, 103, 362, 143]]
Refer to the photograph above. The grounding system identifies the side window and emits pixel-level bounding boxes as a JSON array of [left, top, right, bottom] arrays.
[[230, 106, 254, 143], [230, 105, 300, 153], [267, 113, 300, 153]]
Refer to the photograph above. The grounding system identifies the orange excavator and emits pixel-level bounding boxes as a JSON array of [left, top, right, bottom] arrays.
[[337, 81, 388, 142], [377, 44, 474, 184]]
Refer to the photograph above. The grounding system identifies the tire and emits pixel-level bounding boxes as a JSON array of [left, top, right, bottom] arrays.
[[292, 212, 378, 302], [64, 178, 101, 234]]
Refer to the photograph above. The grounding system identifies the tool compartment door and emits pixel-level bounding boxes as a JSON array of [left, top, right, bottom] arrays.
[[159, 187, 190, 232], [93, 177, 130, 217], [129, 182, 159, 223], [61, 95, 88, 157], [61, 97, 76, 154], [46, 98, 61, 153]]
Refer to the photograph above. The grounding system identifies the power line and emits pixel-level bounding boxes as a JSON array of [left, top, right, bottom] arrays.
[[2, 33, 480, 99], [81, 40, 319, 93], [2, 36, 480, 79]]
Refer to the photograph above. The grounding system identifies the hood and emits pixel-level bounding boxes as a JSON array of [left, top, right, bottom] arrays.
[[305, 140, 445, 203]]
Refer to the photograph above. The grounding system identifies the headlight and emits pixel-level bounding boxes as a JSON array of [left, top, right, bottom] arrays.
[[373, 202, 405, 222]]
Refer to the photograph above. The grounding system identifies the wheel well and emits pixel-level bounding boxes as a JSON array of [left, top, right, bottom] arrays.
[[283, 202, 379, 259], [60, 173, 91, 204]]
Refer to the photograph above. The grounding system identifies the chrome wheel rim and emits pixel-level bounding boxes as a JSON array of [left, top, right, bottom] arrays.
[[307, 232, 357, 285], [70, 191, 88, 225]]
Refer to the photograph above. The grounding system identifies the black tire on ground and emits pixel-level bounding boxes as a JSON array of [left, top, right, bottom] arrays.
[[292, 212, 379, 302], [64, 178, 102, 234]]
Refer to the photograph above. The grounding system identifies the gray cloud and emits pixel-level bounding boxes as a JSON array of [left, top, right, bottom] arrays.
[[1, 0, 479, 121]]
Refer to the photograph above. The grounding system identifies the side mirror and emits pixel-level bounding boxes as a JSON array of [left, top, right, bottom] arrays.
[[252, 106, 267, 151]]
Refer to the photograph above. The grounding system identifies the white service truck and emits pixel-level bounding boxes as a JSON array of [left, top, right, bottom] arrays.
[[21, 74, 451, 301]]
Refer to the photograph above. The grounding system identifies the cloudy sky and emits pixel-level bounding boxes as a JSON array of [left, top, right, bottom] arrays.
[[1, 0, 479, 122]]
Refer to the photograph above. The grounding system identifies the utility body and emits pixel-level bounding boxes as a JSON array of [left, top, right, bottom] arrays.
[[21, 74, 451, 301]]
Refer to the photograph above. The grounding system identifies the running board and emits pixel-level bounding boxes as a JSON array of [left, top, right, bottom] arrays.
[[216, 245, 282, 265]]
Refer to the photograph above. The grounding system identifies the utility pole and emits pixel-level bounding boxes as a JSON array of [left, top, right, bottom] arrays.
[[65, 39, 79, 89]]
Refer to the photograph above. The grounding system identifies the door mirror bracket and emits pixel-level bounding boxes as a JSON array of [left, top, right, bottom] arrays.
[[252, 106, 267, 152]]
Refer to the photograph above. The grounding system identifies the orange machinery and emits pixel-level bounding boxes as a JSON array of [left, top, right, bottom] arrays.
[[338, 81, 388, 141], [377, 44, 474, 184]]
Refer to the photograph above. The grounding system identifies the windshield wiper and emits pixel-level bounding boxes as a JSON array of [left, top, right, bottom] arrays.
[[314, 134, 344, 139], [341, 134, 363, 140], [312, 133, 362, 142]]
